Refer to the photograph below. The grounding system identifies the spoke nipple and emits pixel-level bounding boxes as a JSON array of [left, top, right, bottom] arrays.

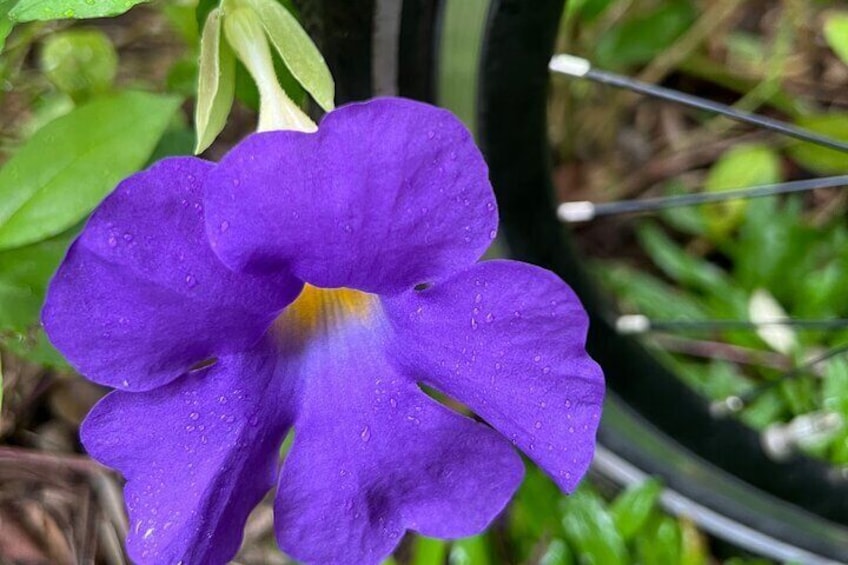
[[557, 201, 596, 223], [761, 411, 844, 461], [615, 314, 650, 335], [549, 54, 592, 77], [710, 395, 744, 418]]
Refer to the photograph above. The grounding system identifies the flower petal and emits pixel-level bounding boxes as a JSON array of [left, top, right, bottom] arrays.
[[80, 342, 293, 565], [204, 98, 497, 294], [383, 260, 605, 492], [271, 301, 523, 565], [43, 157, 300, 391]]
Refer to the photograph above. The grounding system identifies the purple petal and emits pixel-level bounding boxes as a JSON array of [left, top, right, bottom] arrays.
[[204, 98, 497, 294], [271, 289, 523, 565], [43, 157, 300, 391], [81, 341, 293, 565], [383, 260, 605, 492]]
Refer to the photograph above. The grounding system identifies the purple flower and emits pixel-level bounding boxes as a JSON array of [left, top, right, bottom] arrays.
[[42, 98, 604, 565]]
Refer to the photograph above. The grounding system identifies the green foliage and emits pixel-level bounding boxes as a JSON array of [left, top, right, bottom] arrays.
[[701, 144, 782, 241], [40, 29, 118, 101], [0, 91, 180, 250], [786, 113, 848, 175], [506, 471, 715, 565], [823, 12, 848, 66], [595, 0, 696, 68], [9, 0, 149, 21], [195, 7, 235, 153], [245, 0, 334, 111]]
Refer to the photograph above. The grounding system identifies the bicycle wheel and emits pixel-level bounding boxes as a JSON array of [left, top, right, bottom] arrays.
[[474, 1, 848, 562], [298, 1, 848, 561]]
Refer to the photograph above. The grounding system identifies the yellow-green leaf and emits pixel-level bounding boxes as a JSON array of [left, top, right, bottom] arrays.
[[787, 113, 848, 175], [195, 7, 236, 153], [10, 0, 149, 21], [0, 91, 181, 250], [824, 12, 848, 67], [702, 144, 781, 240], [245, 0, 334, 111]]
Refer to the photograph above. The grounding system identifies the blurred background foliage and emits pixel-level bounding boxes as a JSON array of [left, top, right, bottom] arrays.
[[0, 0, 847, 562]]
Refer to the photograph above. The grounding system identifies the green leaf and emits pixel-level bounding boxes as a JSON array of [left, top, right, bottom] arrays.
[[702, 144, 782, 240], [824, 12, 848, 67], [0, 91, 181, 250], [560, 486, 627, 565], [40, 29, 118, 101], [245, 0, 334, 111], [634, 515, 682, 565], [594, 1, 696, 69], [10, 0, 149, 21], [410, 536, 447, 565], [449, 535, 490, 565], [636, 222, 731, 295], [195, 7, 235, 153], [609, 479, 663, 541], [786, 113, 848, 175], [0, 230, 74, 331], [0, 1, 15, 52]]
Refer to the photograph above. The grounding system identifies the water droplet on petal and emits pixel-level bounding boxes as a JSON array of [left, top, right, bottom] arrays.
[[533, 355, 541, 363], [485, 313, 494, 323], [565, 399, 572, 409], [542, 366, 551, 374], [470, 318, 478, 330], [189, 412, 199, 421], [123, 233, 133, 242], [389, 398, 397, 408], [219, 221, 229, 232], [249, 415, 259, 426], [474, 293, 483, 304], [489, 230, 497, 240], [185, 274, 197, 288], [427, 130, 435, 139], [534, 421, 542, 429], [360, 426, 371, 442], [107, 236, 118, 248]]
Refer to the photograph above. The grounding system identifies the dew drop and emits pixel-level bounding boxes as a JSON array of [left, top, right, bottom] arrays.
[[123, 233, 134, 242], [218, 395, 227, 404], [185, 425, 195, 432], [489, 230, 497, 240], [249, 415, 259, 426], [533, 355, 541, 363], [474, 293, 483, 304], [534, 421, 542, 429], [189, 412, 199, 421], [360, 426, 371, 442], [184, 274, 197, 288], [542, 366, 551, 374], [494, 362, 502, 370], [121, 379, 130, 388], [427, 130, 435, 139], [107, 236, 118, 248], [486, 201, 495, 211], [539, 400, 547, 408], [219, 221, 229, 233], [389, 398, 397, 409], [470, 318, 478, 330], [564, 399, 572, 409], [485, 313, 494, 323]]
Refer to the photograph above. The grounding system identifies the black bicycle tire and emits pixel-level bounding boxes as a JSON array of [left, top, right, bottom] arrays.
[[475, 0, 848, 561]]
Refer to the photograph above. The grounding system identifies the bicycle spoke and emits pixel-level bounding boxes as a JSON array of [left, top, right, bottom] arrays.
[[549, 53, 848, 154], [558, 175, 848, 222], [711, 343, 848, 417], [615, 314, 848, 335]]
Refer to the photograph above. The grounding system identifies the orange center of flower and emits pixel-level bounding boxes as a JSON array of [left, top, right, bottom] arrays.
[[273, 284, 376, 343]]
